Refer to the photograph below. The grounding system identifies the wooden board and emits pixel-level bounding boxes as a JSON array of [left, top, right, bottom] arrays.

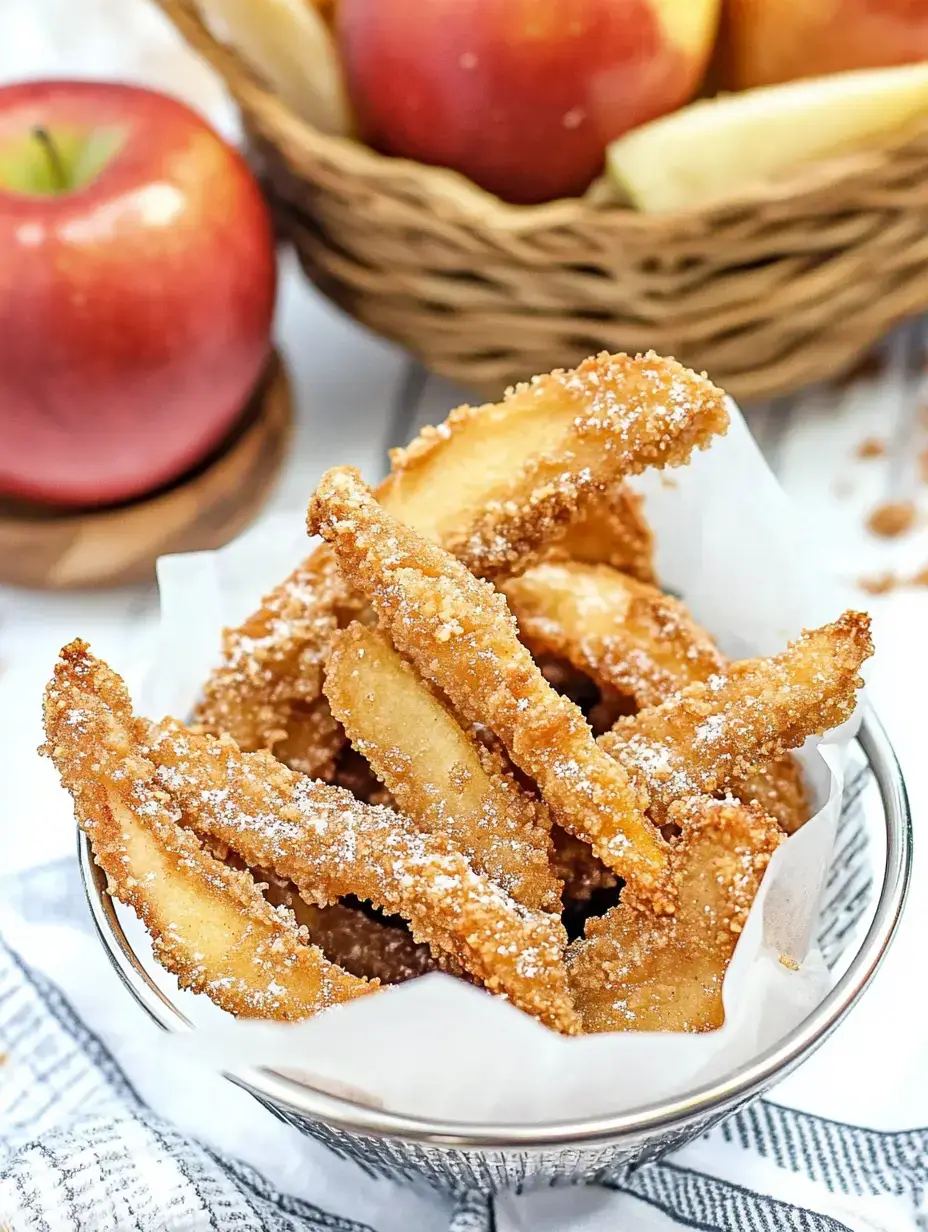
[[0, 352, 292, 590]]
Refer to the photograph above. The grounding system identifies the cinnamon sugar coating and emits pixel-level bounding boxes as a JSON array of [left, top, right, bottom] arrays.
[[600, 613, 872, 822], [550, 483, 656, 584], [194, 547, 355, 778], [389, 351, 727, 580], [195, 351, 725, 778], [503, 562, 726, 711], [325, 623, 561, 913], [568, 797, 782, 1033], [261, 889, 438, 985], [505, 560, 811, 832], [146, 720, 578, 1033], [42, 641, 371, 1021], [308, 467, 672, 912]]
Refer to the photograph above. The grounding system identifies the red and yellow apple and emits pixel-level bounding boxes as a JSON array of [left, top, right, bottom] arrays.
[[723, 0, 928, 90], [0, 81, 276, 508], [337, 0, 721, 205]]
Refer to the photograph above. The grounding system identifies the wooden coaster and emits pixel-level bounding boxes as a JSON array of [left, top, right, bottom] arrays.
[[0, 352, 292, 590]]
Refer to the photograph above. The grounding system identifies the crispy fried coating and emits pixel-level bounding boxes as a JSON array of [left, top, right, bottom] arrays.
[[332, 745, 395, 807], [43, 640, 371, 1020], [551, 827, 619, 906], [196, 352, 726, 771], [308, 467, 673, 911], [729, 756, 810, 835], [600, 613, 872, 822], [262, 888, 438, 985], [325, 623, 561, 913], [568, 798, 782, 1033], [146, 720, 578, 1033], [388, 352, 727, 580], [550, 483, 656, 584], [505, 561, 811, 831], [194, 548, 356, 777], [503, 562, 726, 710]]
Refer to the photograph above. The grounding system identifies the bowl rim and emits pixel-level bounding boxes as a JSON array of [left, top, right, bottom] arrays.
[[80, 703, 911, 1150]]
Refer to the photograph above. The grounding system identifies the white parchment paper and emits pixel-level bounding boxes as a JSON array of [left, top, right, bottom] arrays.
[[132, 402, 867, 1126]]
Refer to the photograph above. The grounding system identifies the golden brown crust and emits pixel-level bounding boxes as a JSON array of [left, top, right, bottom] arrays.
[[42, 640, 371, 1021], [193, 547, 355, 777], [261, 888, 438, 985], [600, 613, 873, 822], [146, 719, 578, 1033], [550, 484, 656, 584], [550, 827, 619, 906], [389, 351, 727, 580], [308, 467, 673, 912], [505, 561, 811, 831], [196, 352, 725, 771], [729, 755, 811, 835], [503, 562, 726, 710], [568, 798, 782, 1033], [325, 623, 561, 912]]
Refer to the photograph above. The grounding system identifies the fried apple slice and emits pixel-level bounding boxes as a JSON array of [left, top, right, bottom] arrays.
[[195, 547, 357, 777], [386, 352, 726, 580], [196, 352, 727, 772], [503, 561, 726, 710], [503, 560, 810, 831], [146, 720, 579, 1033], [42, 640, 371, 1021], [729, 756, 810, 835], [324, 622, 561, 913], [599, 612, 872, 822], [308, 467, 673, 912], [261, 888, 438, 985], [551, 483, 656, 584], [568, 797, 782, 1033]]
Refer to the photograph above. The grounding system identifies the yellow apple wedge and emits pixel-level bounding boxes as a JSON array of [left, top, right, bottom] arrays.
[[196, 0, 350, 133], [607, 61, 928, 213]]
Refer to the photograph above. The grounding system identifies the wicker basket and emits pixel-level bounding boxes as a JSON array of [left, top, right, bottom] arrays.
[[158, 0, 928, 402]]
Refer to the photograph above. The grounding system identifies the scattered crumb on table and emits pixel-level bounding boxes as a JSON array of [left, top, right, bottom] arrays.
[[855, 437, 886, 460], [859, 572, 899, 596], [779, 953, 800, 972], [866, 500, 917, 539], [858, 565, 928, 595]]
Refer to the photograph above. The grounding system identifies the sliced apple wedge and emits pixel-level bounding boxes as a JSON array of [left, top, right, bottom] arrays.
[[196, 0, 350, 134], [607, 61, 928, 212]]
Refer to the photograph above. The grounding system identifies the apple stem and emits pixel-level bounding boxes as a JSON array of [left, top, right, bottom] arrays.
[[32, 126, 68, 192]]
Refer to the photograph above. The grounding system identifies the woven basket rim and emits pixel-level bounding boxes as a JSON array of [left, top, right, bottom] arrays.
[[158, 0, 928, 231]]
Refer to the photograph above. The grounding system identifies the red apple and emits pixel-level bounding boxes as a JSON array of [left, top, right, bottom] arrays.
[[723, 0, 928, 90], [0, 81, 276, 508], [337, 0, 721, 205]]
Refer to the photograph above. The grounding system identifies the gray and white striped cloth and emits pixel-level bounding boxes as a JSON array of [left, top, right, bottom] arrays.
[[1, 763, 922, 1232]]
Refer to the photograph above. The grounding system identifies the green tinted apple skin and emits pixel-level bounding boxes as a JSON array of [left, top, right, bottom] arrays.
[[0, 80, 277, 507]]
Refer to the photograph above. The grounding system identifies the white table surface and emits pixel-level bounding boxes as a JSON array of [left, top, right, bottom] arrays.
[[2, 0, 926, 1152]]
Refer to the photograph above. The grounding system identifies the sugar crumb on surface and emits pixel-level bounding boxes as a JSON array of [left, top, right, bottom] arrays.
[[866, 500, 917, 539], [855, 437, 886, 460]]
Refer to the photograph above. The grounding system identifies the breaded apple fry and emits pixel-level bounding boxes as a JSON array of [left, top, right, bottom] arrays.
[[388, 352, 724, 580], [308, 467, 673, 911], [194, 547, 356, 777], [42, 641, 372, 1021], [324, 623, 561, 913], [146, 720, 579, 1033], [196, 352, 727, 771], [503, 560, 811, 831], [568, 797, 782, 1033], [503, 561, 726, 710], [600, 612, 873, 822], [550, 483, 656, 584]]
